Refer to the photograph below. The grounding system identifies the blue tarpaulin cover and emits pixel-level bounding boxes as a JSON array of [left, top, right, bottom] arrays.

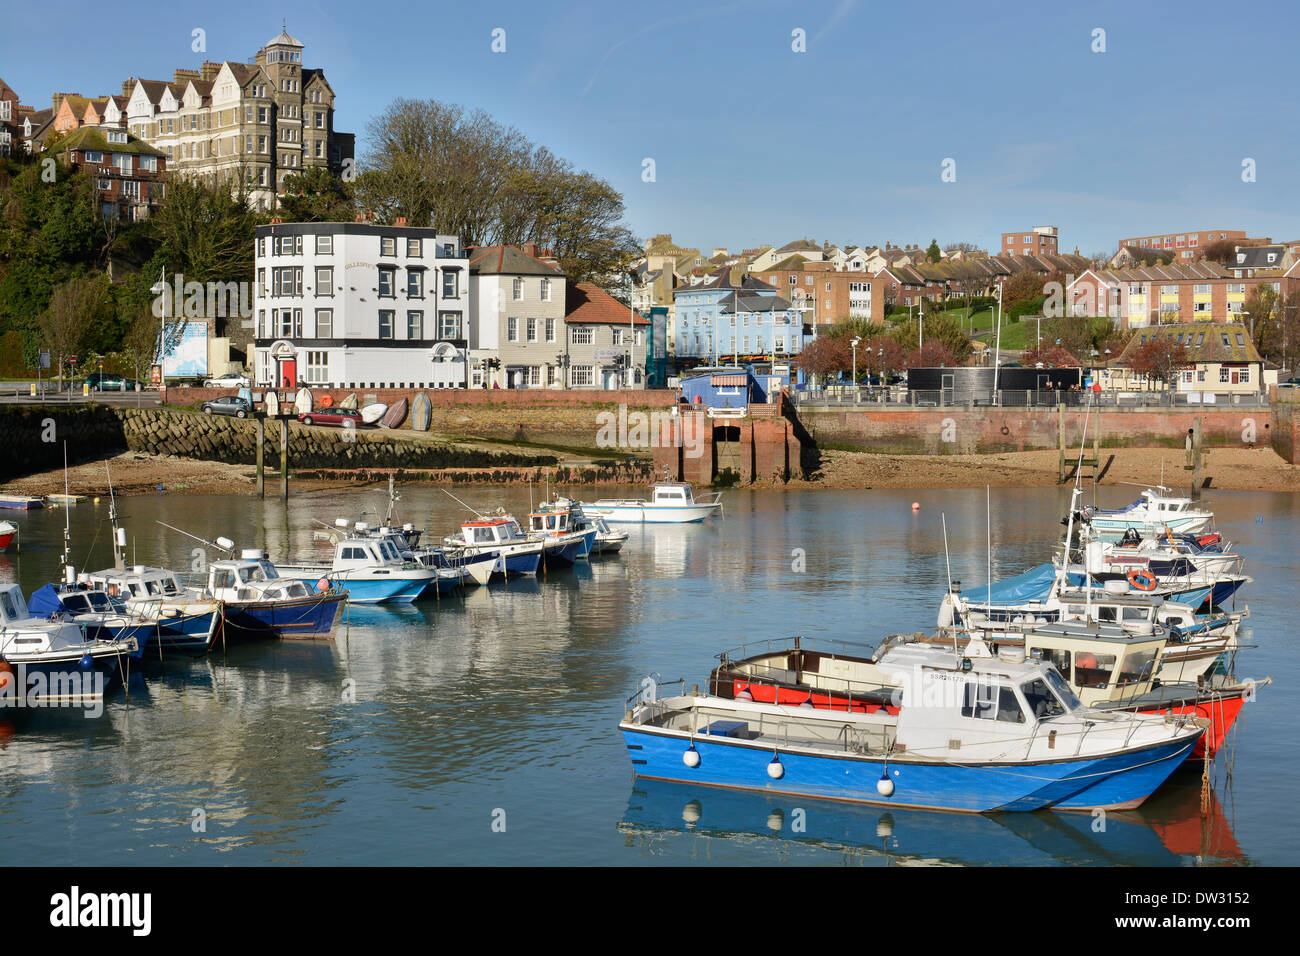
[[27, 583, 66, 618], [962, 563, 1077, 605]]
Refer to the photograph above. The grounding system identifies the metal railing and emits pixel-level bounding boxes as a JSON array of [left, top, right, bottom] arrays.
[[792, 387, 1271, 409]]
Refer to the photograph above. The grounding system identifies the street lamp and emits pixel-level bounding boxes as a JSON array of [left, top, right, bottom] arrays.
[[851, 336, 861, 391]]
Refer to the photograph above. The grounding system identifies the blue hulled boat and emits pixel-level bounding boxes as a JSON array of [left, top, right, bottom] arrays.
[[621, 643, 1202, 813], [205, 550, 346, 640]]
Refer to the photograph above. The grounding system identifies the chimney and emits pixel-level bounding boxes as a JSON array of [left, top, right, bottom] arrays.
[[174, 69, 200, 86], [201, 61, 222, 82], [52, 93, 78, 111], [395, 216, 408, 226], [522, 241, 539, 258], [122, 77, 135, 97]]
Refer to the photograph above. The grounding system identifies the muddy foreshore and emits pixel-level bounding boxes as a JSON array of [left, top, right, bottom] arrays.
[[2, 445, 1297, 498]]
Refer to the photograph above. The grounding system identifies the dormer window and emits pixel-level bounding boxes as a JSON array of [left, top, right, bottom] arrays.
[[1236, 253, 1246, 263], [107, 130, 126, 143]]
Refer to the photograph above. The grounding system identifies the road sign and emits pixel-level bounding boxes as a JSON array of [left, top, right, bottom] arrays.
[[38, 350, 50, 369]]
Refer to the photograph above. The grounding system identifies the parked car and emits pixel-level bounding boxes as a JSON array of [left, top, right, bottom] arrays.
[[204, 374, 251, 388], [86, 373, 139, 391], [298, 408, 363, 428], [202, 396, 251, 418]]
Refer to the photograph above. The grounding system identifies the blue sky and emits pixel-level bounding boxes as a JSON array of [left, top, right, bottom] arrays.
[[4, 0, 1298, 257]]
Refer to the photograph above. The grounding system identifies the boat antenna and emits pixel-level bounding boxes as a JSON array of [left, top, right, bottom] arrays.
[[985, 484, 991, 612], [154, 520, 235, 556], [106, 461, 125, 571], [441, 489, 488, 520]]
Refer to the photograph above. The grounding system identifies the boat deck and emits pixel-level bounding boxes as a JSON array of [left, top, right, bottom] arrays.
[[641, 698, 898, 757]]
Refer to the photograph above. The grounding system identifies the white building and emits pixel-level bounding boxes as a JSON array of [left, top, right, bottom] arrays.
[[253, 221, 469, 389]]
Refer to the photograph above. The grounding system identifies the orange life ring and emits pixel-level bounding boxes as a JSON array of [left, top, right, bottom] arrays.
[[320, 393, 335, 408], [1127, 569, 1158, 591], [317, 578, 330, 592]]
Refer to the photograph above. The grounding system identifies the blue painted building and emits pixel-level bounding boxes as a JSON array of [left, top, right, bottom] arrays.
[[674, 270, 804, 361]]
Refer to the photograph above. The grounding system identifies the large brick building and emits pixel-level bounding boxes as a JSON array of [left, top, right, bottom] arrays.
[[1067, 263, 1292, 329], [752, 260, 887, 327], [1001, 226, 1059, 257], [51, 125, 166, 221], [1118, 229, 1249, 261], [122, 26, 353, 210]]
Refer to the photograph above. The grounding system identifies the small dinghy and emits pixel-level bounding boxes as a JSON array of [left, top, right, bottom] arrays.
[[294, 387, 313, 415], [410, 392, 431, 431], [265, 390, 281, 417], [0, 495, 43, 510], [340, 392, 359, 409], [360, 403, 387, 425], [380, 397, 409, 429]]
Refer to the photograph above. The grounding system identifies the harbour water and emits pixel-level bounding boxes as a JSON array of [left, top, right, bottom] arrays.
[[0, 485, 1295, 865]]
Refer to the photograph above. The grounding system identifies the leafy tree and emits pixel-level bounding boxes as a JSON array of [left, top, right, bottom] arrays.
[[798, 334, 852, 381], [1242, 283, 1279, 349], [38, 275, 110, 388], [1002, 268, 1051, 305], [1021, 344, 1080, 368], [356, 98, 639, 284], [1127, 335, 1190, 391], [925, 238, 941, 263], [279, 166, 357, 222], [1200, 239, 1238, 266], [907, 339, 956, 368], [891, 310, 972, 363]]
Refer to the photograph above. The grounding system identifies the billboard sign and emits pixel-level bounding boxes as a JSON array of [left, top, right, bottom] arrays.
[[162, 321, 208, 378]]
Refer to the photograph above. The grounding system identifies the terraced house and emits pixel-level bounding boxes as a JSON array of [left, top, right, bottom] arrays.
[[673, 269, 802, 362], [1067, 264, 1292, 329], [468, 244, 568, 389], [122, 26, 353, 210]]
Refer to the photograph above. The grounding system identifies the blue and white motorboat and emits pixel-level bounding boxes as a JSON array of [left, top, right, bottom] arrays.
[[0, 583, 135, 706], [1075, 488, 1215, 540], [621, 642, 1203, 813], [443, 514, 543, 577], [276, 534, 437, 604], [27, 582, 156, 660], [526, 502, 596, 567], [556, 498, 628, 554], [585, 482, 722, 524], [204, 549, 346, 640]]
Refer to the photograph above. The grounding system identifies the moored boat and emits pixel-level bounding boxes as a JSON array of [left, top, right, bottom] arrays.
[[624, 642, 1203, 813], [205, 549, 346, 640], [586, 482, 722, 524], [0, 495, 43, 510], [277, 533, 437, 604]]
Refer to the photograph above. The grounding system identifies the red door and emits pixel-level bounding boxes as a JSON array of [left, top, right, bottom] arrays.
[[279, 359, 297, 388]]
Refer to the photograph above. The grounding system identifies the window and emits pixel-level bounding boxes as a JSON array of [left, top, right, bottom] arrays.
[[571, 365, 594, 386], [571, 327, 593, 345], [960, 681, 1024, 723], [316, 234, 332, 255], [277, 308, 301, 337], [258, 309, 267, 337], [406, 270, 423, 298], [379, 310, 395, 339], [378, 268, 396, 297], [380, 237, 396, 257], [1220, 367, 1230, 383], [315, 111, 324, 129], [512, 278, 523, 301], [407, 238, 422, 257], [258, 107, 268, 124], [526, 318, 538, 342], [315, 267, 333, 295], [407, 311, 423, 339], [1075, 653, 1116, 689], [540, 278, 551, 302], [1235, 333, 1246, 347], [545, 318, 556, 343], [1021, 679, 1066, 719], [442, 270, 458, 297], [306, 351, 328, 383], [272, 267, 302, 296], [507, 317, 519, 342], [438, 311, 462, 339], [315, 309, 333, 338]]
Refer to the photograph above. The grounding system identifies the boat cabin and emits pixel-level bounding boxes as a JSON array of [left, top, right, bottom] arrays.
[[333, 536, 406, 569], [457, 516, 527, 547], [652, 483, 697, 505], [87, 566, 186, 602], [208, 551, 311, 602], [528, 505, 579, 538], [0, 583, 32, 625]]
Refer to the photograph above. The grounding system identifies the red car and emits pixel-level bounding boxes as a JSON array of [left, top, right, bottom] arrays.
[[298, 408, 363, 428]]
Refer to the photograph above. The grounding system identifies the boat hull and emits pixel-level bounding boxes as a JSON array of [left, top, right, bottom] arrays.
[[590, 503, 719, 523], [621, 724, 1197, 813], [219, 592, 345, 641]]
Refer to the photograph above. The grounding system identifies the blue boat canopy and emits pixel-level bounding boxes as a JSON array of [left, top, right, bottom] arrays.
[[962, 563, 1082, 605], [27, 583, 66, 618]]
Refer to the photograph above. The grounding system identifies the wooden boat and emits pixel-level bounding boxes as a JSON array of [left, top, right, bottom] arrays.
[[625, 642, 1204, 813], [380, 397, 409, 429], [339, 392, 359, 409], [294, 387, 313, 415], [360, 403, 387, 425], [0, 520, 16, 551], [410, 392, 431, 431], [0, 495, 43, 510], [46, 494, 85, 506], [265, 389, 281, 417]]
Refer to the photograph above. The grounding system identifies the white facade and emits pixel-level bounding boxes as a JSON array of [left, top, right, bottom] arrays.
[[253, 223, 470, 388]]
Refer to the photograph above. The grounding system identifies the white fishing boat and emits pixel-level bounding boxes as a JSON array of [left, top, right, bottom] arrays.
[[1077, 487, 1215, 540], [585, 482, 722, 524]]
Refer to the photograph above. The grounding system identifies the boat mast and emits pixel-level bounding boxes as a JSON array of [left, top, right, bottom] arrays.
[[106, 462, 125, 571], [60, 443, 74, 586]]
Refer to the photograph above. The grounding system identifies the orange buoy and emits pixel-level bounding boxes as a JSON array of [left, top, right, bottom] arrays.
[[1127, 568, 1158, 591], [911, 501, 920, 511], [1076, 652, 1098, 670], [0, 661, 14, 695], [317, 578, 330, 592], [320, 393, 335, 408]]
